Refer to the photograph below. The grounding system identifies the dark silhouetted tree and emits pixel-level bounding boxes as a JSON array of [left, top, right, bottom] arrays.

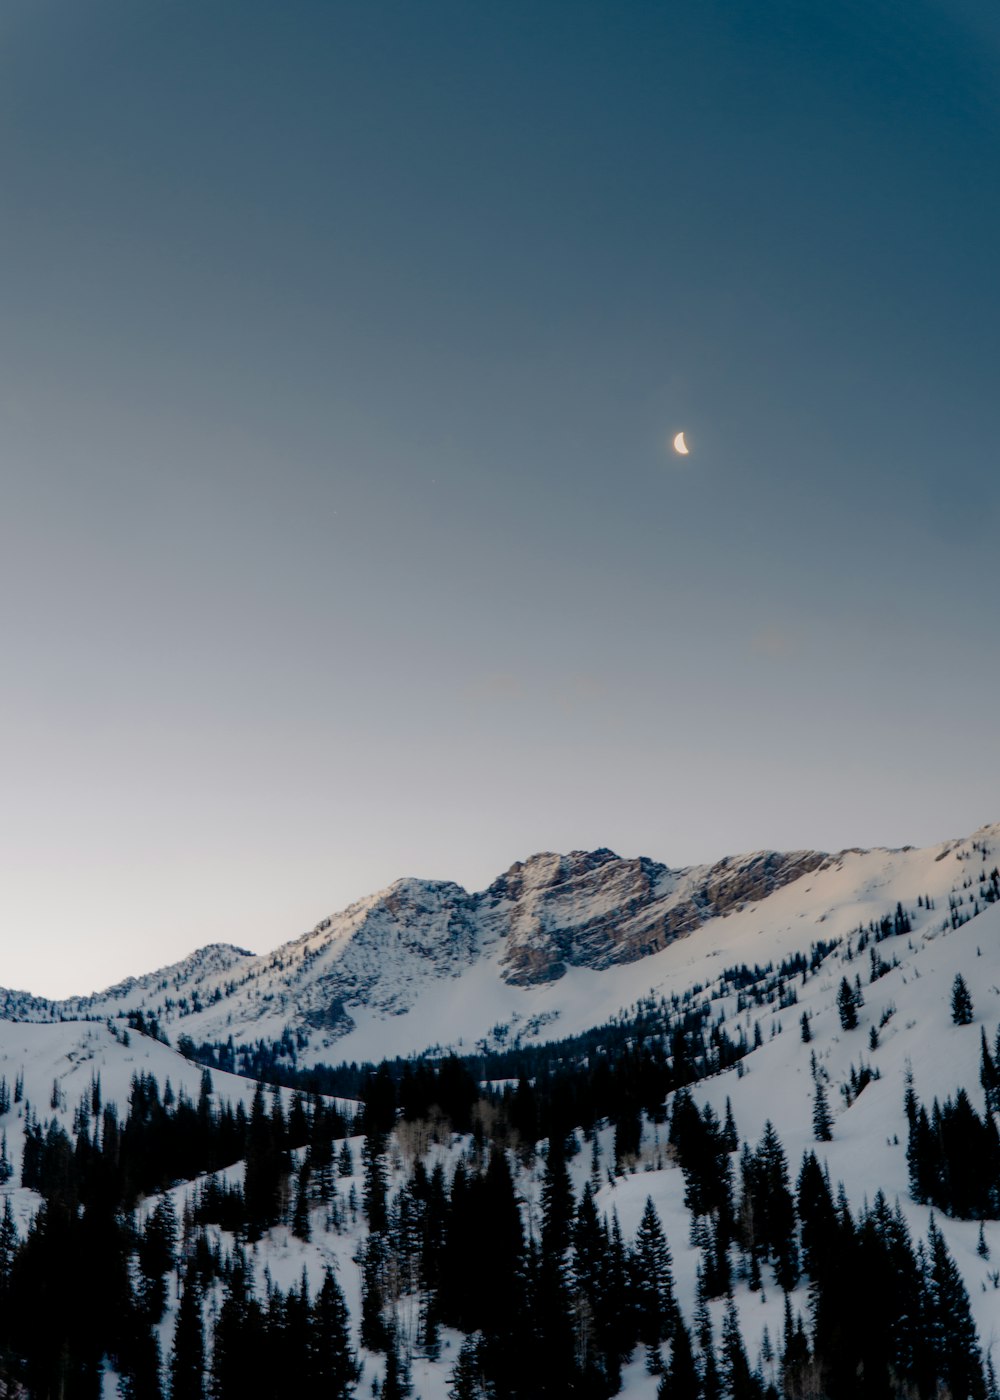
[[952, 974, 974, 1026]]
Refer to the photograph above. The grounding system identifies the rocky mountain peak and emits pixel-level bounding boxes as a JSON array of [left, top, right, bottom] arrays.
[[487, 845, 828, 986], [486, 847, 629, 902]]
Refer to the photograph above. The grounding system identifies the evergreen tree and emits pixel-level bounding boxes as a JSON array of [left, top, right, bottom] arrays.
[[448, 1335, 487, 1400], [138, 1196, 178, 1323], [210, 1265, 261, 1400], [292, 1161, 312, 1242], [572, 1182, 616, 1385], [362, 1130, 389, 1233], [812, 1081, 833, 1143], [926, 1216, 987, 1399], [721, 1298, 762, 1400], [310, 1267, 357, 1397], [658, 1314, 700, 1400], [614, 1101, 642, 1171], [244, 1081, 283, 1239], [836, 977, 859, 1031], [695, 1281, 723, 1400], [907, 1099, 939, 1205], [380, 1322, 412, 1400], [780, 1298, 813, 1399], [540, 1134, 574, 1260], [986, 1354, 1000, 1400], [981, 1028, 1000, 1115], [359, 1232, 389, 1351], [170, 1268, 206, 1400], [632, 1196, 677, 1369], [952, 974, 975, 1026], [602, 1209, 636, 1376], [120, 1316, 164, 1400], [743, 1123, 798, 1291], [0, 1195, 16, 1304]]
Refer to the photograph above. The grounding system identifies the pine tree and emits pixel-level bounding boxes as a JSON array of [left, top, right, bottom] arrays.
[[292, 1161, 312, 1242], [952, 974, 974, 1026], [658, 1314, 700, 1400], [244, 1080, 283, 1239], [0, 1195, 17, 1304], [138, 1196, 178, 1323], [981, 1028, 1000, 1115], [310, 1267, 357, 1397], [572, 1182, 611, 1381], [602, 1209, 635, 1373], [780, 1297, 814, 1399], [210, 1265, 259, 1400], [120, 1316, 164, 1400], [986, 1353, 1000, 1400], [907, 1099, 939, 1205], [721, 1297, 763, 1400], [448, 1335, 487, 1400], [170, 1268, 206, 1400], [359, 1232, 389, 1352], [837, 977, 859, 1031], [614, 1101, 642, 1171], [812, 1081, 833, 1142], [926, 1216, 987, 1399], [796, 1152, 837, 1282], [362, 1130, 388, 1233], [695, 1279, 723, 1400], [743, 1122, 798, 1290], [632, 1196, 678, 1367], [380, 1322, 412, 1400], [540, 1135, 574, 1260]]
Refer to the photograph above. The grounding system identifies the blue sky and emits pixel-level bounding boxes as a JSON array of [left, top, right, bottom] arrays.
[[2, 0, 999, 995]]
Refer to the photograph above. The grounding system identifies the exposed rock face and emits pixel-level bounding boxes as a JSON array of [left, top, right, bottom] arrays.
[[480, 849, 670, 985], [485, 847, 829, 986]]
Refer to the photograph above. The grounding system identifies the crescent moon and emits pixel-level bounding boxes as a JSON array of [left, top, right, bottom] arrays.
[[673, 431, 689, 455]]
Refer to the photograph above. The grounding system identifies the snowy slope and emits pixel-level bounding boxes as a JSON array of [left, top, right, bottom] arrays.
[[0, 1018, 284, 1243], [596, 875, 1000, 1385], [121, 877, 1000, 1393]]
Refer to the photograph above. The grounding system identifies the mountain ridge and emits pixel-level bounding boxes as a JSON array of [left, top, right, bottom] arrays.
[[0, 842, 832, 1025], [5, 827, 999, 1071]]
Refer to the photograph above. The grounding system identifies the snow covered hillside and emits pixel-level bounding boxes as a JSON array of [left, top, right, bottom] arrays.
[[0, 1019, 276, 1234]]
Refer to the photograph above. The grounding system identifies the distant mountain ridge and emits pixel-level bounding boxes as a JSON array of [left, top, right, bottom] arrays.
[[2, 826, 997, 1067], [0, 844, 827, 1022]]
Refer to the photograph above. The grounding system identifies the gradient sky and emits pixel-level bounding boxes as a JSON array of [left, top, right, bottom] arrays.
[[3, 0, 1000, 998]]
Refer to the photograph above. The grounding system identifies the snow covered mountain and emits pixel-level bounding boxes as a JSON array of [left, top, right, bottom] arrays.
[[4, 821, 1000, 1397], [3, 825, 1000, 1071]]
